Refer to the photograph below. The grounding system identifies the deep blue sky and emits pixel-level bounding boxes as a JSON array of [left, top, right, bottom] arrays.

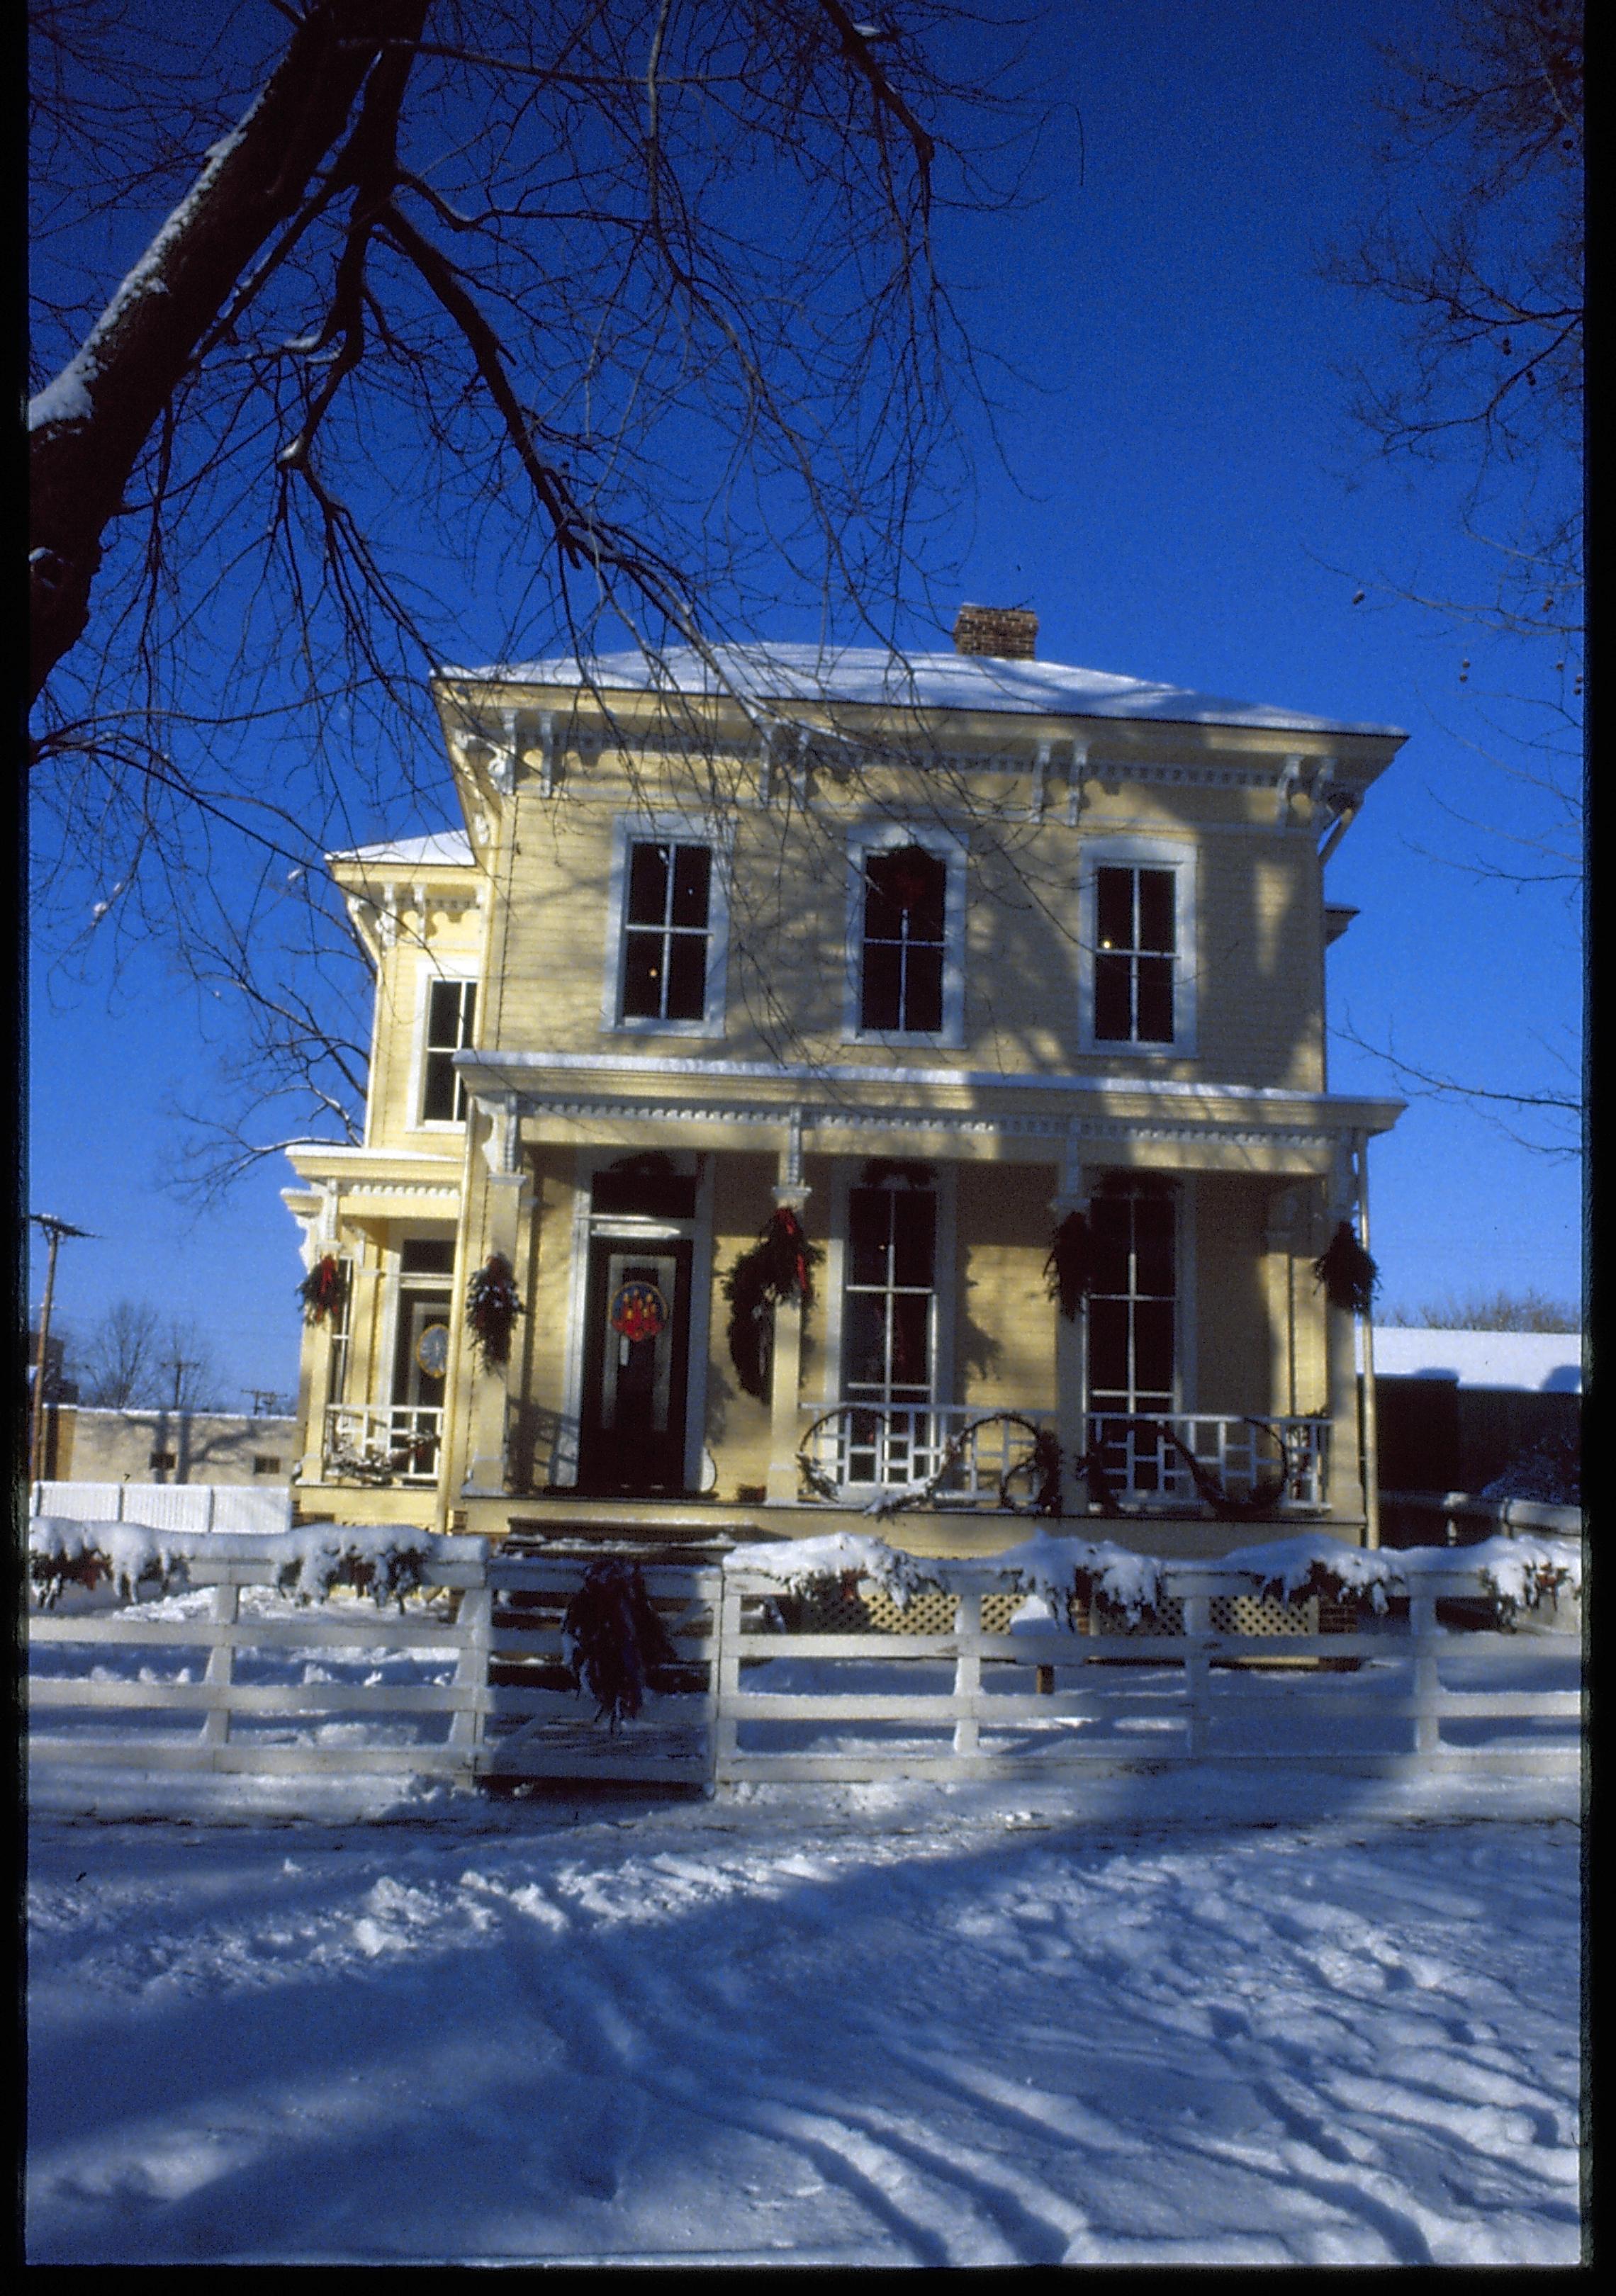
[[28, 0, 1583, 1397]]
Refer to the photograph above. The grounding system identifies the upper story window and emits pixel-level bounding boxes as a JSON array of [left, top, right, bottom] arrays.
[[845, 826, 967, 1045], [623, 841, 712, 1022], [1095, 865, 1175, 1042], [604, 815, 729, 1036], [421, 979, 476, 1121], [1079, 839, 1196, 1056]]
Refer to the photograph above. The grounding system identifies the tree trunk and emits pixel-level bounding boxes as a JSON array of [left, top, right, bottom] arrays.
[[28, 0, 428, 709]]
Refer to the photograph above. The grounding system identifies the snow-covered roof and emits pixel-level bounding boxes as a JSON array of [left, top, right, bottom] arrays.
[[330, 829, 473, 867], [438, 642, 1405, 739], [1367, 1328, 1583, 1394]]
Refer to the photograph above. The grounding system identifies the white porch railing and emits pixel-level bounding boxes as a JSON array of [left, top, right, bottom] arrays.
[[798, 1405, 1060, 1511], [1087, 1413, 1330, 1512], [797, 1405, 1329, 1512], [323, 1404, 444, 1485]]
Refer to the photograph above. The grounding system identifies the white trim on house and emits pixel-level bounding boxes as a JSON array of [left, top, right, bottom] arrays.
[[1077, 834, 1199, 1058], [841, 819, 970, 1049], [600, 810, 734, 1040]]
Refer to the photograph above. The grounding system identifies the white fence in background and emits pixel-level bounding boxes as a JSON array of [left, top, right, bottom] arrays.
[[30, 1482, 293, 1534], [26, 1542, 1580, 1791]]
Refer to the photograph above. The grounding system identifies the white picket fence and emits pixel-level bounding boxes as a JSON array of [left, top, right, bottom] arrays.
[[30, 1481, 293, 1534], [26, 1543, 1581, 1791]]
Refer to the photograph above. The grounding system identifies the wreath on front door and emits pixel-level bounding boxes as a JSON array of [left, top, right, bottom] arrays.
[[465, 1252, 524, 1369], [724, 1205, 823, 1400]]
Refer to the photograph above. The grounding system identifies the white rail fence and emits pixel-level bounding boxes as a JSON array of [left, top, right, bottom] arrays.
[[26, 1539, 1580, 1790], [30, 1481, 293, 1534]]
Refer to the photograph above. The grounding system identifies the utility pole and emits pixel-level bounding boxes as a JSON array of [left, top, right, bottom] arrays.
[[28, 1214, 96, 1486], [242, 1388, 281, 1418], [166, 1355, 199, 1413]]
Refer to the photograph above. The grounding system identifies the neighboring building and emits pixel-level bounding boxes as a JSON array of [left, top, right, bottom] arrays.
[[41, 1407, 300, 1487], [1369, 1328, 1583, 1502], [283, 608, 1406, 1552]]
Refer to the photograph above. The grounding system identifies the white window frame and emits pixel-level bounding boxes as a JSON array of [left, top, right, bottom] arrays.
[[1077, 835, 1198, 1057], [819, 1161, 958, 1408], [409, 969, 478, 1131], [601, 811, 731, 1039], [842, 821, 969, 1048]]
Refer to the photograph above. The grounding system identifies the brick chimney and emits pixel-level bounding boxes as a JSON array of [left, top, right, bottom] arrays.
[[953, 603, 1038, 659]]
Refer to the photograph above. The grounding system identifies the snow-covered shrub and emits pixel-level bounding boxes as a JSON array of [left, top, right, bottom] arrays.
[[1481, 1429, 1581, 1506]]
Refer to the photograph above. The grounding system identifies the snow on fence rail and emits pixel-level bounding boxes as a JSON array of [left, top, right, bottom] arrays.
[[24, 1523, 1581, 1791]]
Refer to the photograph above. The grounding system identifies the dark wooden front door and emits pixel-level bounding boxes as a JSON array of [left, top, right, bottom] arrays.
[[577, 1237, 693, 1495]]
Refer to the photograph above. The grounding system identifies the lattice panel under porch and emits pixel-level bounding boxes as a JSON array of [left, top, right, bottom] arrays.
[[785, 1583, 1087, 1636]]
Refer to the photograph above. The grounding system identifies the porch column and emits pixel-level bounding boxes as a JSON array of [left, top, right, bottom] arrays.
[[295, 1187, 339, 1490], [1355, 1130, 1381, 1550], [1050, 1145, 1090, 1519], [765, 1123, 812, 1505], [464, 1098, 529, 1498]]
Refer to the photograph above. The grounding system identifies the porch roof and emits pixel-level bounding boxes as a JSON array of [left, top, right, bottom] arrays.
[[457, 1048, 1402, 1175]]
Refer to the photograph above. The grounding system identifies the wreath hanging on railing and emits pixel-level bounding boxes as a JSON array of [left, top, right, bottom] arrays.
[[298, 1254, 348, 1326], [1311, 1220, 1379, 1315], [723, 1206, 823, 1400], [561, 1558, 680, 1731], [465, 1252, 524, 1370], [1043, 1210, 1094, 1321]]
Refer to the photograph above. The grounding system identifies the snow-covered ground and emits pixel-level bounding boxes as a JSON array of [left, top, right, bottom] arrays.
[[27, 1784, 1583, 2265]]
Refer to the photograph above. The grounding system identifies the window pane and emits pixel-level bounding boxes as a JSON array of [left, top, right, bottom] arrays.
[[422, 1049, 456, 1122], [864, 868, 902, 942], [1088, 1298, 1130, 1396], [621, 930, 665, 1018], [400, 1239, 456, 1274], [1135, 957, 1174, 1042], [848, 1189, 890, 1285], [1094, 953, 1132, 1040], [459, 983, 476, 1043], [670, 845, 711, 930], [891, 1191, 936, 1287], [1089, 1199, 1132, 1295], [890, 1293, 931, 1390], [426, 977, 462, 1049], [1133, 1300, 1175, 1397], [902, 945, 944, 1033], [1133, 1200, 1176, 1296], [843, 1293, 889, 1388], [627, 842, 669, 925], [1138, 870, 1175, 952], [665, 933, 707, 1020], [860, 941, 903, 1031], [1096, 867, 1133, 951]]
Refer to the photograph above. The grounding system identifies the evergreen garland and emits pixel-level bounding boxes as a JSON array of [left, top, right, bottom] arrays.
[[298, 1254, 347, 1325], [561, 1558, 679, 1729], [1312, 1220, 1379, 1315], [465, 1252, 524, 1368], [1043, 1210, 1094, 1321], [723, 1206, 823, 1400]]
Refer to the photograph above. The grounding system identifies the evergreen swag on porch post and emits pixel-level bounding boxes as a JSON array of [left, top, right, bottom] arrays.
[[466, 1253, 523, 1370], [298, 1254, 347, 1325], [1043, 1210, 1094, 1321], [1311, 1221, 1379, 1316], [724, 1205, 823, 1400]]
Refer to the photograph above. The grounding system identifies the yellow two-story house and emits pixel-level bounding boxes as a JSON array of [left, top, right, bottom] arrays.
[[283, 606, 1405, 1556]]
